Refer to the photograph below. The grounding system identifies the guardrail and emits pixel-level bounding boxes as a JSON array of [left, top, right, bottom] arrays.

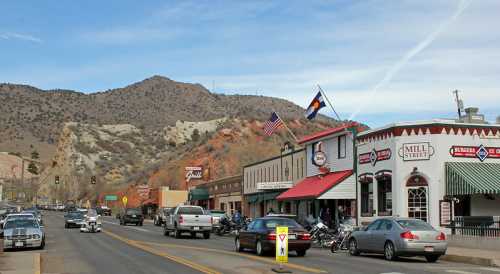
[[448, 216, 500, 237]]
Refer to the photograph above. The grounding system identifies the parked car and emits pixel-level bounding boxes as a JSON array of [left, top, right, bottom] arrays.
[[207, 210, 226, 231], [3, 217, 45, 250], [96, 206, 112, 216], [235, 216, 311, 256], [64, 211, 85, 228], [119, 208, 144, 226], [348, 218, 447, 262], [154, 207, 171, 226], [164, 205, 212, 239]]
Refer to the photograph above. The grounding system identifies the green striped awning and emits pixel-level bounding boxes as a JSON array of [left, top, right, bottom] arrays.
[[445, 162, 500, 196], [245, 192, 282, 204]]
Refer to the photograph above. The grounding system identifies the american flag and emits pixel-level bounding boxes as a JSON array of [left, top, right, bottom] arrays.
[[264, 112, 284, 136]]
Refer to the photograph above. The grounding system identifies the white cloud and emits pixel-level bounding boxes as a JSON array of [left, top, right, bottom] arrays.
[[0, 32, 42, 43]]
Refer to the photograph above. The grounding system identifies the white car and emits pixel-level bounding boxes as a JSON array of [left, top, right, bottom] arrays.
[[3, 216, 45, 251], [80, 209, 102, 233]]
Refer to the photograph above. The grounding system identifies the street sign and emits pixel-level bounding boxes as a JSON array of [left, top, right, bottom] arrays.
[[275, 226, 288, 263], [105, 195, 118, 201], [122, 196, 128, 207]]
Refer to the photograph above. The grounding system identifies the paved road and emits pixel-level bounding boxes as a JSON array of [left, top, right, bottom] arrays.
[[26, 211, 500, 274]]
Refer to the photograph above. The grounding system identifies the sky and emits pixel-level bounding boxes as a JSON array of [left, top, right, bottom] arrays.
[[1, 0, 499, 128]]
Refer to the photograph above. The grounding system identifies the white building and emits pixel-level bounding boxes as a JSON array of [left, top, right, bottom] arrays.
[[277, 122, 363, 225], [356, 118, 500, 229]]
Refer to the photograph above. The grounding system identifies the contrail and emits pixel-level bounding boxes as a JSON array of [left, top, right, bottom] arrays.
[[348, 0, 471, 121]]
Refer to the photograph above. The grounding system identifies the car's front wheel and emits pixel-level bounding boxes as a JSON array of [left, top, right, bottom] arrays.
[[349, 238, 360, 256], [425, 255, 440, 263], [203, 232, 210, 239], [384, 241, 397, 261]]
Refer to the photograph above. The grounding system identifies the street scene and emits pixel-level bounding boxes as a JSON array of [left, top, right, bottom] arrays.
[[1, 1, 500, 274]]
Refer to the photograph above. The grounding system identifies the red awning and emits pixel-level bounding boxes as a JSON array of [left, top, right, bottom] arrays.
[[143, 198, 158, 205], [276, 170, 353, 201]]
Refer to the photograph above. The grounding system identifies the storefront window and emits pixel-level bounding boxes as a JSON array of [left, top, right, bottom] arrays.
[[377, 176, 392, 216], [361, 181, 373, 216]]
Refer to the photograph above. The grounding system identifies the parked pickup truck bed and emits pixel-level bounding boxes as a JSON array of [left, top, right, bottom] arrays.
[[164, 205, 212, 239]]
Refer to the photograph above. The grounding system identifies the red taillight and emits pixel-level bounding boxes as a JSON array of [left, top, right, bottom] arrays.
[[267, 233, 276, 241], [210, 217, 213, 224], [436, 232, 446, 241], [179, 216, 184, 224], [300, 233, 311, 240], [400, 231, 419, 240]]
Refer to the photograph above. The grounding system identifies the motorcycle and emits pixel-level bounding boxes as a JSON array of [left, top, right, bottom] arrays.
[[80, 209, 102, 233], [330, 222, 354, 253], [309, 221, 335, 248]]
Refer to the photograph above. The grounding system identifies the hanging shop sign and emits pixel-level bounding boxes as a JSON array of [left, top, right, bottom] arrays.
[[359, 148, 392, 166], [185, 166, 203, 181], [257, 181, 293, 190], [399, 142, 435, 161], [312, 141, 327, 167], [137, 185, 151, 199], [449, 145, 500, 162]]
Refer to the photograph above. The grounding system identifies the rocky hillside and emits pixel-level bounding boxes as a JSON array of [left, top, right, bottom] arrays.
[[0, 76, 333, 161]]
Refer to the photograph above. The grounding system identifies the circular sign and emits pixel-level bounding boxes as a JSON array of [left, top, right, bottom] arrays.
[[313, 151, 327, 166]]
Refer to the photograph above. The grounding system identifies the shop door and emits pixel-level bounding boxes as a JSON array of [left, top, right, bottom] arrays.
[[407, 187, 428, 222]]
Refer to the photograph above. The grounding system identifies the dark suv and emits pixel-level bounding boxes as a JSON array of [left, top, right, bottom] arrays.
[[119, 208, 144, 226]]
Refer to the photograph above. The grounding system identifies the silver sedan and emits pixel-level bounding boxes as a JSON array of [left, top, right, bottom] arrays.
[[3, 218, 45, 251], [348, 218, 447, 262]]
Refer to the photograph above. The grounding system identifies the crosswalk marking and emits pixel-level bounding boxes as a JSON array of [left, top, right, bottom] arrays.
[[446, 270, 479, 274]]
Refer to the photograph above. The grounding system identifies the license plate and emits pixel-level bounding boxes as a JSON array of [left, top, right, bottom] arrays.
[[289, 234, 297, 240], [15, 241, 24, 247], [424, 246, 434, 252], [193, 226, 200, 230], [132, 215, 136, 217]]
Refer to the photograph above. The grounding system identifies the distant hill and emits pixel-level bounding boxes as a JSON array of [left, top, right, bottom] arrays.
[[0, 75, 334, 161]]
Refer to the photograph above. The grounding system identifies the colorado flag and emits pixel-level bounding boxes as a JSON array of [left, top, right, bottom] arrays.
[[305, 91, 326, 120]]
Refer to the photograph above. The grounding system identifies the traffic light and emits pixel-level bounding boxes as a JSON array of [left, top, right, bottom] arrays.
[[91, 176, 96, 184], [55, 175, 60, 185]]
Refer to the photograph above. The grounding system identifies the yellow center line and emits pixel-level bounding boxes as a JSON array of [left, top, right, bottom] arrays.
[[103, 230, 221, 274], [140, 240, 327, 273]]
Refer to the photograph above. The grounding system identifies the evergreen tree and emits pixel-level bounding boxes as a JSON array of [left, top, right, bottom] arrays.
[[31, 150, 40, 160]]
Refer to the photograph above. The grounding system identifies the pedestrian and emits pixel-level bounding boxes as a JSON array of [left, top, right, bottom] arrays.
[[322, 207, 332, 229], [232, 210, 242, 225]]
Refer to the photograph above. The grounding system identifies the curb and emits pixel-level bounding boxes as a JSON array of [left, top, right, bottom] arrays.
[[34, 252, 41, 274], [441, 254, 500, 267]]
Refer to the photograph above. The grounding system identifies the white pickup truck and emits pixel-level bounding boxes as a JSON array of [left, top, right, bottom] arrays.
[[164, 205, 212, 239]]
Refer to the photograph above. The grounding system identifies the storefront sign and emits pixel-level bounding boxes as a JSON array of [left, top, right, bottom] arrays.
[[185, 166, 203, 181], [312, 141, 327, 167], [359, 148, 392, 166], [399, 142, 435, 161], [257, 181, 293, 190], [137, 185, 151, 198], [449, 145, 500, 162], [313, 151, 327, 166], [439, 200, 452, 226]]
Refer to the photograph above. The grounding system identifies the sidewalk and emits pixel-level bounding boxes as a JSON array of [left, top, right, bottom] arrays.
[[442, 246, 500, 267]]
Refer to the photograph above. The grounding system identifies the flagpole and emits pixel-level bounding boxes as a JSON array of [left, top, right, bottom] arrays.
[[317, 85, 343, 122], [274, 111, 299, 143]]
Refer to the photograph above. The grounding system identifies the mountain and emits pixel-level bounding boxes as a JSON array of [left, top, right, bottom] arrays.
[[0, 75, 333, 161]]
